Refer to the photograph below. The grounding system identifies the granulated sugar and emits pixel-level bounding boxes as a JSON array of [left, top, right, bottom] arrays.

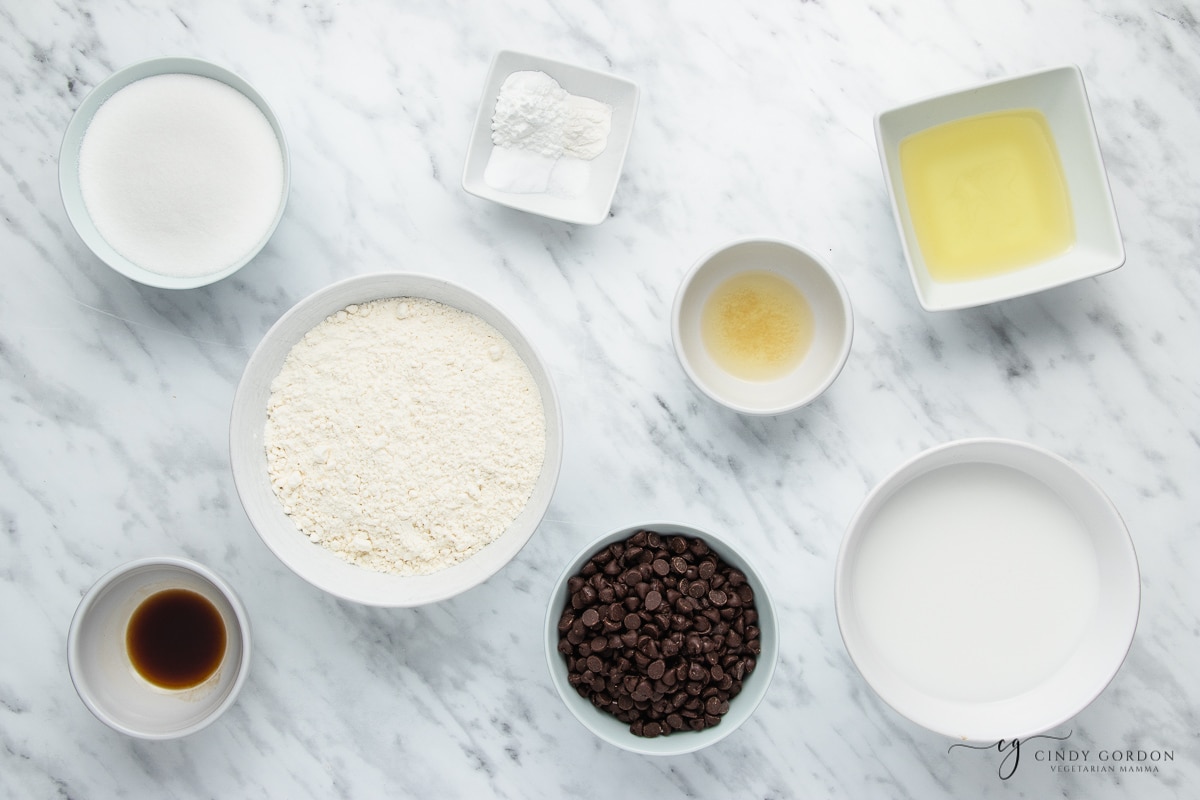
[[78, 73, 284, 278], [264, 297, 546, 576]]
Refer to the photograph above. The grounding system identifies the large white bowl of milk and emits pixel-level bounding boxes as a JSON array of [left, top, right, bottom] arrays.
[[835, 438, 1139, 742]]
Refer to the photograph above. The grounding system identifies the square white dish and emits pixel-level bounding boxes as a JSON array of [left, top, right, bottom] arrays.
[[462, 50, 639, 225], [875, 65, 1124, 311]]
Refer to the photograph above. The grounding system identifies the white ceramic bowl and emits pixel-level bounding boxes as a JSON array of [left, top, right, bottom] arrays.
[[59, 56, 290, 289], [462, 50, 639, 225], [67, 557, 251, 739], [545, 522, 778, 756], [836, 438, 1139, 741], [230, 273, 563, 607], [672, 238, 853, 415], [875, 65, 1124, 311]]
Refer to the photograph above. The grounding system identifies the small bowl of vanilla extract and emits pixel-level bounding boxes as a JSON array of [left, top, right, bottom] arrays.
[[68, 557, 251, 739], [671, 238, 853, 415]]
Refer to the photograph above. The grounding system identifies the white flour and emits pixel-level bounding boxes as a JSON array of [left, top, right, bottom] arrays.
[[264, 297, 546, 576], [485, 70, 612, 197]]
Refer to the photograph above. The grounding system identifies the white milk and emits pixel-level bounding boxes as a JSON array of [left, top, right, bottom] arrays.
[[850, 462, 1099, 702]]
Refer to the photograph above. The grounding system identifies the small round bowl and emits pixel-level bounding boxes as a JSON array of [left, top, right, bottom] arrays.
[[672, 238, 853, 415], [835, 438, 1139, 741], [59, 57, 290, 289], [67, 557, 251, 740], [545, 522, 779, 756], [230, 273, 563, 607]]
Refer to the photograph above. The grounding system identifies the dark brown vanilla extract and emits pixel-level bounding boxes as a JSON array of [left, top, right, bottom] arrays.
[[126, 589, 226, 689]]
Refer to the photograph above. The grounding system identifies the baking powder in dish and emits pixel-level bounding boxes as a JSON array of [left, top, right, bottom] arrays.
[[484, 70, 612, 197], [264, 297, 546, 575]]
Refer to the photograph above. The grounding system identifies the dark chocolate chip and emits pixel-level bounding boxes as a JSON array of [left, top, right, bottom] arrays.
[[644, 590, 663, 611]]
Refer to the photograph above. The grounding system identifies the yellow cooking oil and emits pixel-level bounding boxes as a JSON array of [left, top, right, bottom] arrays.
[[899, 108, 1075, 281], [700, 270, 814, 381]]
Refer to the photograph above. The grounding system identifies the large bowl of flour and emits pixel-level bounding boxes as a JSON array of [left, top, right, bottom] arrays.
[[230, 273, 563, 606]]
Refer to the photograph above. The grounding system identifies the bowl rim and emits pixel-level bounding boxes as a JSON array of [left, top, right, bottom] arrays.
[[670, 236, 854, 415], [834, 437, 1141, 741], [873, 63, 1125, 311], [58, 55, 291, 289], [230, 271, 564, 607], [544, 520, 779, 756], [460, 48, 640, 225], [66, 556, 253, 740]]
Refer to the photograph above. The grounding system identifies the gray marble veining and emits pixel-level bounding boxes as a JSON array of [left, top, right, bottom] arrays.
[[2, 0, 1198, 797]]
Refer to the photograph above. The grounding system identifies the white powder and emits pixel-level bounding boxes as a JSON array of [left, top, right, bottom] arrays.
[[482, 147, 591, 196], [491, 71, 611, 159], [485, 70, 612, 197], [264, 297, 546, 576], [78, 73, 285, 278]]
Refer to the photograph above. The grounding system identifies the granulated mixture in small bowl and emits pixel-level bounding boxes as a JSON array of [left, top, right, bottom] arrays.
[[78, 72, 285, 278], [59, 57, 289, 289], [264, 296, 546, 576]]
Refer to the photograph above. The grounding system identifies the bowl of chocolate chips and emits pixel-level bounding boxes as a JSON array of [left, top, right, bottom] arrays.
[[545, 522, 779, 755]]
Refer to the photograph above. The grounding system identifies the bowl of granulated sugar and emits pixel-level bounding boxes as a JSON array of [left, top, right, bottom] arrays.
[[59, 57, 289, 289], [230, 273, 563, 607]]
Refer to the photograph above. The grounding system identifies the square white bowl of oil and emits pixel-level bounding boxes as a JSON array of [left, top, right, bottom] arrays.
[[875, 65, 1124, 311], [672, 238, 853, 416]]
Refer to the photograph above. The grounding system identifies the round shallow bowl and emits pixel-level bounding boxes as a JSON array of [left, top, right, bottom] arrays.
[[230, 272, 563, 607], [835, 438, 1139, 741], [67, 557, 251, 740], [672, 237, 853, 415], [59, 56, 290, 289], [545, 521, 779, 756]]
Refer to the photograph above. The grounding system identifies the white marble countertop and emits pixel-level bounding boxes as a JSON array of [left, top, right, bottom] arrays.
[[2, 1, 1198, 797]]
